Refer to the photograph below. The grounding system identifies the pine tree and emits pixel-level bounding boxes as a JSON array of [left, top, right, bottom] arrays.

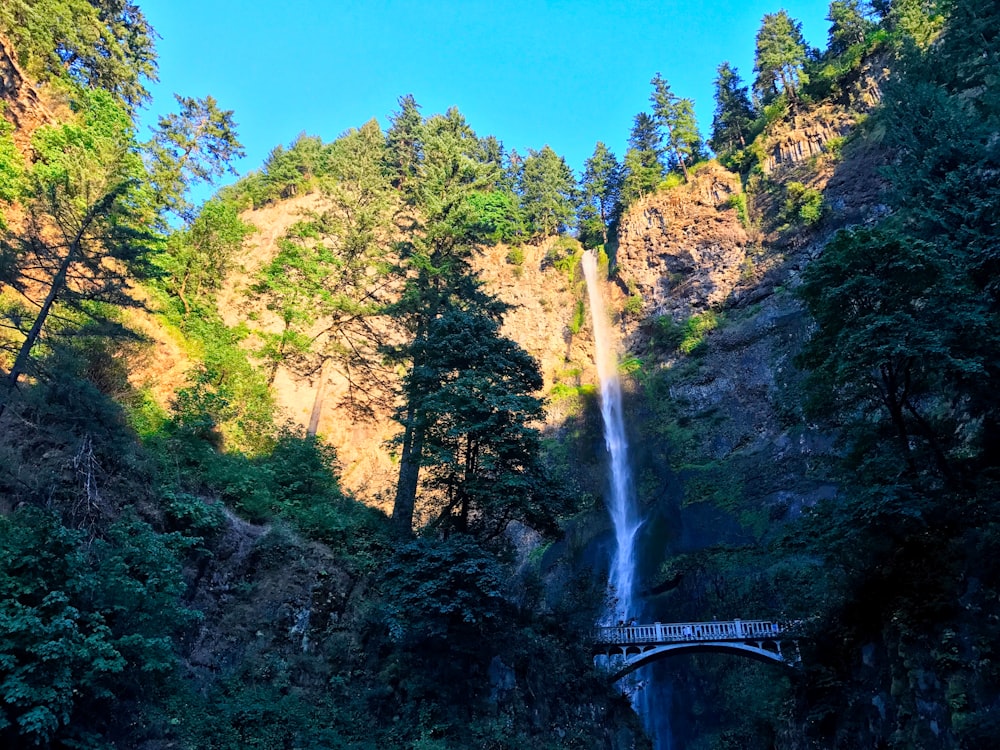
[[414, 306, 558, 539], [518, 145, 577, 239], [710, 62, 757, 154], [650, 73, 703, 181], [146, 94, 245, 224], [0, 0, 158, 111], [578, 141, 622, 248], [387, 108, 503, 535], [827, 0, 874, 57], [620, 112, 663, 205], [0, 89, 157, 417], [754, 10, 810, 110], [386, 93, 424, 202]]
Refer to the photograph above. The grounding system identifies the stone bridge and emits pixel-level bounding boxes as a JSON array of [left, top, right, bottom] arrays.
[[593, 619, 801, 681]]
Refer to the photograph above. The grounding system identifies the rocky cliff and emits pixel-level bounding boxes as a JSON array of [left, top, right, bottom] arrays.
[[614, 162, 750, 320]]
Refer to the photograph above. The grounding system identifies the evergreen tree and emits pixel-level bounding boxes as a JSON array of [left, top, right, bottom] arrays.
[[251, 120, 395, 420], [827, 0, 875, 57], [414, 307, 558, 539], [146, 94, 245, 224], [885, 0, 945, 47], [0, 89, 157, 417], [578, 141, 622, 248], [386, 93, 424, 203], [0, 0, 158, 111], [387, 108, 503, 535], [518, 145, 577, 239], [754, 10, 810, 110], [620, 112, 663, 205], [650, 73, 703, 181], [710, 62, 757, 154]]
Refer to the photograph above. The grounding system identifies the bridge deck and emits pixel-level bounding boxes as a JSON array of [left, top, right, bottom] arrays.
[[595, 619, 788, 647], [593, 619, 801, 677]]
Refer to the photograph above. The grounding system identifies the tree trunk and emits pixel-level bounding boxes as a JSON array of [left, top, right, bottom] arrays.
[[663, 119, 690, 183], [392, 402, 424, 537], [0, 239, 78, 419], [879, 364, 916, 476], [307, 358, 329, 437]]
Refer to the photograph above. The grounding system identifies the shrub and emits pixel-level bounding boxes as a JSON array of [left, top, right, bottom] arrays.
[[784, 182, 824, 226], [659, 172, 685, 191], [623, 294, 644, 318], [568, 299, 586, 334], [725, 192, 749, 228], [651, 315, 684, 351], [679, 311, 720, 355]]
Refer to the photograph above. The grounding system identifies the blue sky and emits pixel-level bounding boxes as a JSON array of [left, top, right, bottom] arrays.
[[138, 0, 830, 193]]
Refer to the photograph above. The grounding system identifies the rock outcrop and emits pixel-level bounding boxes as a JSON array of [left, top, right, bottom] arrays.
[[760, 105, 855, 173], [614, 163, 750, 320]]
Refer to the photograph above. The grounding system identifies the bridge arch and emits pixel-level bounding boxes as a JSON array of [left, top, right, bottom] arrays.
[[593, 619, 800, 682]]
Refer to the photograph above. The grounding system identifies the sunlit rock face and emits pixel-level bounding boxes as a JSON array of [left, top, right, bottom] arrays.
[[614, 163, 750, 321]]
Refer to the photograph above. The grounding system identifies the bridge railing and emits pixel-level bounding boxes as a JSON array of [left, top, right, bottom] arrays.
[[594, 619, 787, 645]]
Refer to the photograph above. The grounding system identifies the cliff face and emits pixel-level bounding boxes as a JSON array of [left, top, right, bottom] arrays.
[[0, 35, 53, 152], [615, 163, 750, 320], [611, 106, 876, 527], [758, 105, 855, 174]]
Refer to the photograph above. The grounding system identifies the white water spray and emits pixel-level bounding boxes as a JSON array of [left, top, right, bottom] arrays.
[[584, 252, 672, 749], [581, 251, 642, 623]]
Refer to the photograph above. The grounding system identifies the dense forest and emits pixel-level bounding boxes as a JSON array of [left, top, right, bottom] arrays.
[[1, 0, 998, 748]]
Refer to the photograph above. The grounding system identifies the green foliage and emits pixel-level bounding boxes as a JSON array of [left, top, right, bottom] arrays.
[[679, 311, 720, 355], [381, 535, 504, 638], [655, 171, 683, 191], [146, 94, 245, 224], [783, 181, 824, 225], [544, 235, 583, 281], [827, 0, 873, 57], [168, 315, 275, 455], [710, 62, 757, 156], [219, 132, 331, 209], [549, 381, 597, 402], [505, 245, 524, 266], [518, 145, 577, 239], [620, 112, 664, 205], [725, 191, 749, 228], [386, 93, 424, 200], [0, 0, 158, 111], [650, 73, 705, 179], [786, 8, 1000, 740], [578, 141, 622, 246], [411, 307, 565, 538], [1, 86, 157, 416], [753, 10, 810, 109], [650, 314, 684, 351], [618, 354, 643, 376], [568, 298, 586, 334], [155, 198, 254, 313], [0, 508, 194, 747], [623, 294, 644, 318], [0, 118, 23, 212], [465, 189, 524, 244]]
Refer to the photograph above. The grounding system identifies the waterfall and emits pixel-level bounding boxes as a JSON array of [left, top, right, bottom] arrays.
[[583, 251, 673, 749], [581, 251, 641, 622]]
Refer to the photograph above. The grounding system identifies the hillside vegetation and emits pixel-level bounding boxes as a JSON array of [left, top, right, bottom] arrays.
[[1, 1, 999, 749]]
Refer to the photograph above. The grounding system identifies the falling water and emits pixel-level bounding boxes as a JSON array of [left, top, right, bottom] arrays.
[[583, 252, 673, 749], [581, 251, 642, 623]]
